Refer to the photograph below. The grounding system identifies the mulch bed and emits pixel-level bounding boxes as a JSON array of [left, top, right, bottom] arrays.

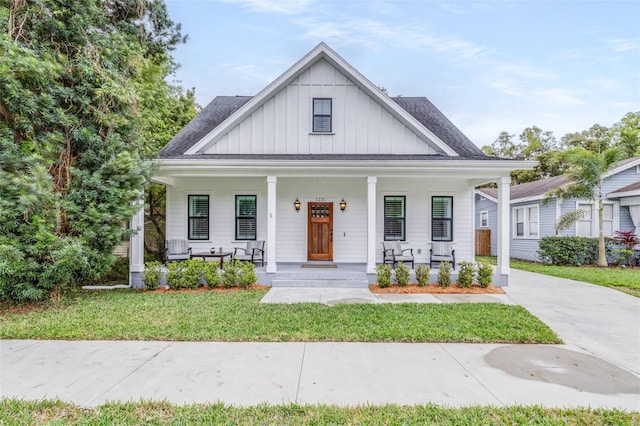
[[369, 283, 505, 294], [147, 284, 270, 293]]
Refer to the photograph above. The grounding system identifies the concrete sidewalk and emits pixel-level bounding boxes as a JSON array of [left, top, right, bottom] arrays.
[[1, 340, 638, 409], [1, 270, 639, 410]]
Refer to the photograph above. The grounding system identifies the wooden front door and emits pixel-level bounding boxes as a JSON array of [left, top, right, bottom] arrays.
[[308, 202, 333, 261]]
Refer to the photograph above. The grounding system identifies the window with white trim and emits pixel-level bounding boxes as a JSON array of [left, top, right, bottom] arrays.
[[188, 195, 209, 240], [312, 98, 332, 132], [384, 196, 405, 241], [577, 203, 615, 237], [432, 196, 453, 241], [513, 204, 539, 238], [480, 211, 489, 228], [235, 195, 256, 240]]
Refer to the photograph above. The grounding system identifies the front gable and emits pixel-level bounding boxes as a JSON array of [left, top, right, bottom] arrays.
[[179, 43, 471, 158], [199, 58, 442, 156]]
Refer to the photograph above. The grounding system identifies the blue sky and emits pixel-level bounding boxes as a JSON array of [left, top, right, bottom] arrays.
[[165, 0, 640, 148]]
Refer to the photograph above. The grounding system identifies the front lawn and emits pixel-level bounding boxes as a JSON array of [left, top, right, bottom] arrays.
[[0, 290, 560, 343], [1, 399, 637, 425], [477, 256, 640, 297]]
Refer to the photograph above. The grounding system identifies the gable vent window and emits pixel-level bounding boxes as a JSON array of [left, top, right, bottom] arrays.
[[188, 195, 209, 240], [312, 98, 332, 133]]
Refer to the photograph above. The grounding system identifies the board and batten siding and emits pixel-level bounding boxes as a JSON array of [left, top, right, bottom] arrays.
[[203, 58, 438, 156]]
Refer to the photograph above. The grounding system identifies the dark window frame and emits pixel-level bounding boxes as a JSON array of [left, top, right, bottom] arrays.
[[384, 196, 406, 241], [235, 195, 257, 241], [312, 98, 332, 133], [188, 194, 209, 240], [432, 196, 453, 242]]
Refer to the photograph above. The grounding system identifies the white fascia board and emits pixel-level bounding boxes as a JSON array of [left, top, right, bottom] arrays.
[[185, 43, 459, 156], [607, 189, 640, 199], [154, 158, 536, 177], [475, 189, 498, 203], [604, 157, 640, 178]]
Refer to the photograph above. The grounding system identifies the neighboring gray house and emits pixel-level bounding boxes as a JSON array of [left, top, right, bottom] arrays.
[[476, 157, 640, 261]]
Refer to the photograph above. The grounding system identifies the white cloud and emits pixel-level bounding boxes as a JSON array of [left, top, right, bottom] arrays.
[[217, 0, 314, 15], [605, 38, 639, 53]]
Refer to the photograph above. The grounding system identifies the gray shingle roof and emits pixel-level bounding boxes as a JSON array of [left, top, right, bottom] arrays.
[[610, 181, 640, 194], [159, 96, 252, 158], [158, 96, 488, 159], [478, 174, 571, 200], [391, 97, 486, 158]]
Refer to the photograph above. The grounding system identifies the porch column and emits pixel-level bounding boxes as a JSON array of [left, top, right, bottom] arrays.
[[496, 176, 511, 286], [129, 197, 145, 288], [367, 176, 377, 274], [266, 176, 277, 273]]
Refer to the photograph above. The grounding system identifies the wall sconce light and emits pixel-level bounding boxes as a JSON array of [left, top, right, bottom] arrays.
[[339, 198, 347, 212], [294, 198, 301, 212]]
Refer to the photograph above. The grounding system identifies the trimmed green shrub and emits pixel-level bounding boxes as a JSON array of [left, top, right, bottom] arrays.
[[201, 261, 220, 288], [415, 264, 430, 286], [537, 236, 600, 266], [142, 261, 162, 290], [457, 261, 475, 288], [476, 262, 493, 288], [166, 259, 201, 289], [376, 264, 393, 288], [221, 260, 240, 288], [395, 262, 410, 287], [238, 262, 257, 289], [437, 261, 452, 287]]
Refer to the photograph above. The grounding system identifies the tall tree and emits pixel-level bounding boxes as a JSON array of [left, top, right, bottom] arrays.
[[610, 112, 640, 158], [0, 0, 185, 301], [562, 124, 611, 153], [544, 147, 624, 267]]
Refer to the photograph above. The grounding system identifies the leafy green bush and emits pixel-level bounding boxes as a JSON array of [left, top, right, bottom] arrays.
[[97, 256, 130, 285], [142, 261, 163, 290], [201, 261, 220, 288], [166, 260, 201, 289], [457, 261, 475, 288], [395, 262, 410, 287], [221, 260, 240, 288], [537, 236, 600, 266], [376, 264, 393, 288], [437, 261, 452, 287], [612, 249, 633, 267], [476, 262, 493, 288], [415, 264, 430, 286], [238, 262, 257, 289]]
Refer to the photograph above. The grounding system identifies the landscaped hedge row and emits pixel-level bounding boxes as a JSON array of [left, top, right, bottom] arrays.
[[537, 236, 614, 266], [142, 259, 257, 290]]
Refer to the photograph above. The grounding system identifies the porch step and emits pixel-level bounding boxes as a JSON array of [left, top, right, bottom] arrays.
[[271, 279, 370, 288]]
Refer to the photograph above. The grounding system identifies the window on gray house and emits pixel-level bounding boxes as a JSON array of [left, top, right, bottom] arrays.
[[235, 195, 257, 240], [384, 196, 406, 241], [312, 98, 332, 132], [188, 195, 209, 240]]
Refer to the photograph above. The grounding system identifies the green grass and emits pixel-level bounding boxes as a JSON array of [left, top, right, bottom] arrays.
[[0, 399, 637, 425], [476, 255, 640, 297], [0, 290, 560, 343]]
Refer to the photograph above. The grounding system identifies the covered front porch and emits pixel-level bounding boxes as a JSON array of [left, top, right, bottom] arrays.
[[130, 162, 520, 289]]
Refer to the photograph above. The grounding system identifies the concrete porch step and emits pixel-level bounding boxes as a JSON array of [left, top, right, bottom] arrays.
[[270, 279, 370, 288]]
